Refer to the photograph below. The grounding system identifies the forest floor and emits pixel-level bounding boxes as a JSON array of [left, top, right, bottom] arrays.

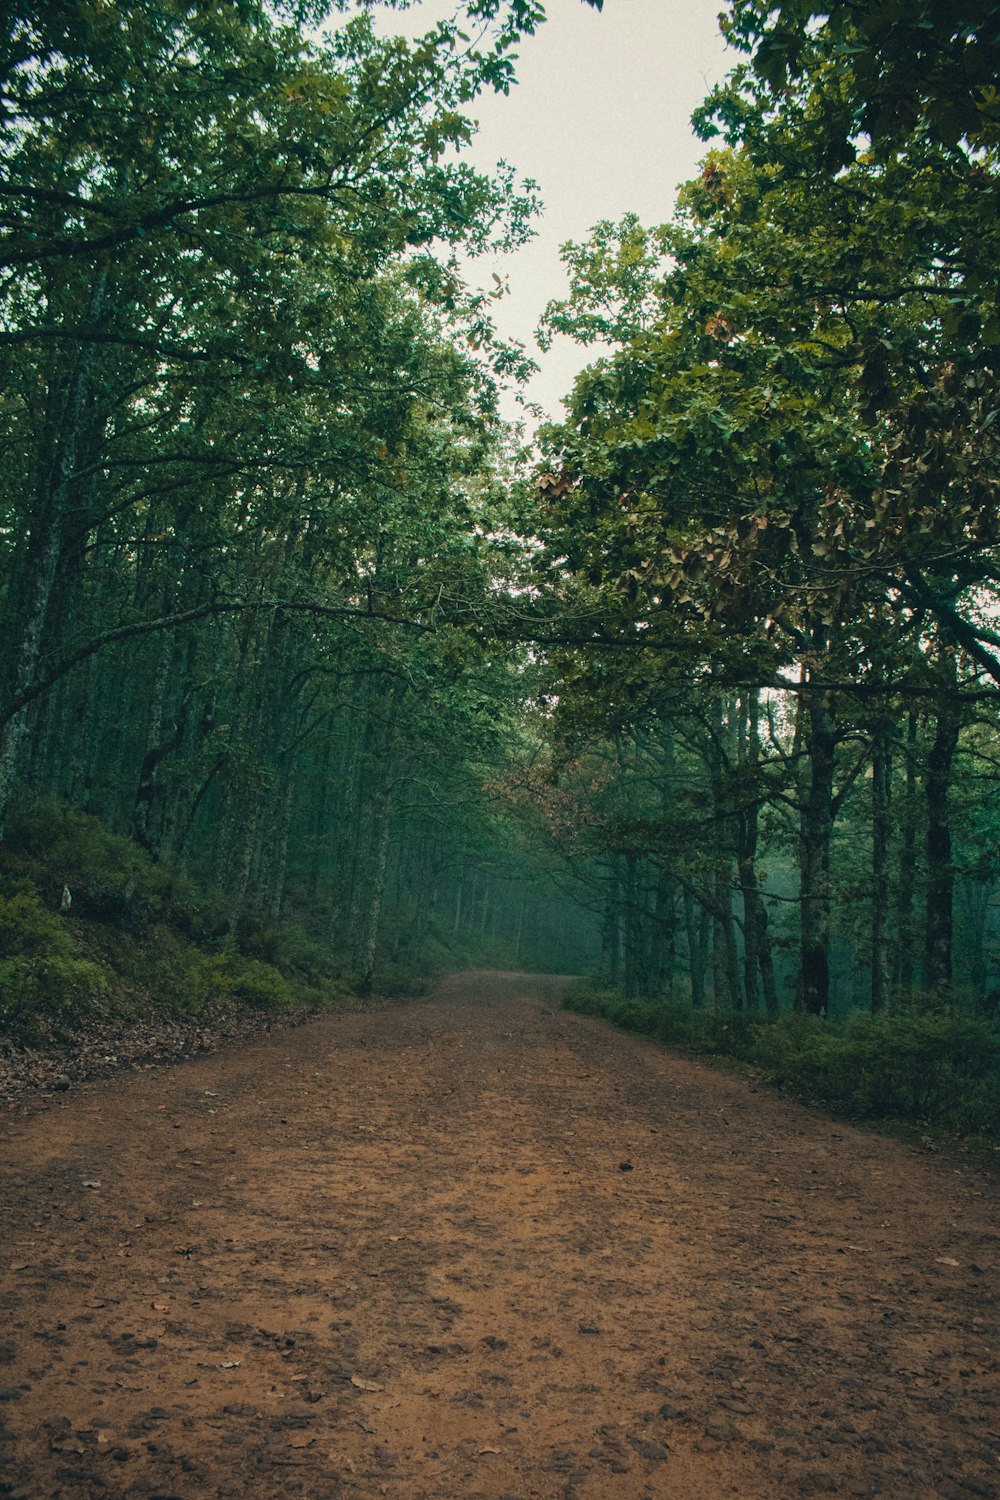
[[0, 970, 997, 1500]]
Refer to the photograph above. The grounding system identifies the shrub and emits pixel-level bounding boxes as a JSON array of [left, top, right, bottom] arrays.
[[240, 922, 340, 987], [192, 951, 295, 1010], [0, 954, 108, 1029], [0, 886, 108, 1042], [0, 884, 74, 959], [2, 796, 203, 931], [563, 984, 1000, 1139]]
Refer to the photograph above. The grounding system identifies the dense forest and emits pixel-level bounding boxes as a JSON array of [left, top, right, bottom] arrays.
[[2, 0, 999, 1133]]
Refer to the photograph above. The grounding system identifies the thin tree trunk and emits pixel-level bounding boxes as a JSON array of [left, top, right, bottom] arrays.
[[356, 802, 391, 996], [924, 695, 960, 995], [453, 866, 464, 934], [623, 853, 641, 1000], [895, 711, 918, 997], [870, 714, 892, 1012], [265, 767, 296, 923], [798, 689, 837, 1016], [131, 626, 175, 852], [684, 888, 706, 1008], [736, 689, 762, 1012], [603, 857, 623, 986], [758, 904, 779, 1018], [653, 864, 676, 1000], [712, 865, 740, 1008]]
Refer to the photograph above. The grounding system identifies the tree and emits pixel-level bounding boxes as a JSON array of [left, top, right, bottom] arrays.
[[0, 0, 616, 990], [528, 0, 1000, 1010], [0, 0, 546, 828], [718, 0, 1000, 161]]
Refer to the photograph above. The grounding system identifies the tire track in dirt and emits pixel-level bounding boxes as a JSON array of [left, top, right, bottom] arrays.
[[0, 971, 997, 1499]]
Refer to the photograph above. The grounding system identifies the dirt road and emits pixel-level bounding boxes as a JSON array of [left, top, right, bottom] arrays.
[[0, 971, 997, 1499]]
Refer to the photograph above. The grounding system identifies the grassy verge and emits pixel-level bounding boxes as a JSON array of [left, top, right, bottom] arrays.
[[564, 983, 1000, 1143], [0, 796, 351, 1049], [0, 794, 556, 1052]]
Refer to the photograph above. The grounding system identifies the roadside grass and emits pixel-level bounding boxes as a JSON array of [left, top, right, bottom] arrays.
[[564, 983, 1000, 1143], [0, 796, 345, 1047]]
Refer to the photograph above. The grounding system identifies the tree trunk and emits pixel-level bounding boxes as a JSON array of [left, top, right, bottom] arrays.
[[602, 857, 623, 986], [623, 853, 642, 1000], [798, 689, 837, 1016], [131, 627, 177, 852], [705, 698, 740, 1009], [349, 681, 399, 988], [736, 690, 762, 1012], [453, 864, 464, 934], [712, 866, 741, 1009], [894, 711, 918, 998], [356, 800, 391, 996], [684, 888, 708, 1008], [758, 904, 780, 1018], [653, 864, 677, 999], [924, 696, 960, 995], [264, 766, 296, 924], [870, 715, 892, 1012]]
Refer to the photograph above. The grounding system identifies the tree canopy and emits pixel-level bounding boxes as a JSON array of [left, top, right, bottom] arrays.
[[2, 0, 1000, 1113]]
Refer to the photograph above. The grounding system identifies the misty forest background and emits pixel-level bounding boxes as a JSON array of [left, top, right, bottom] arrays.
[[2, 0, 1000, 1135]]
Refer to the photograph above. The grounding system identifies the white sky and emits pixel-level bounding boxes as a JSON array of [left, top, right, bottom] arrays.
[[377, 0, 734, 423]]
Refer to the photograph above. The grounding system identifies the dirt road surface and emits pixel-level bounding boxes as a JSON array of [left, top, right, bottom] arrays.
[[0, 971, 997, 1500]]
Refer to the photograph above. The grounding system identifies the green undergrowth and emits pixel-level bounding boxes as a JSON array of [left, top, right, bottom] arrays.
[[564, 984, 1000, 1141], [0, 885, 109, 1040], [0, 796, 349, 1047], [0, 794, 552, 1048]]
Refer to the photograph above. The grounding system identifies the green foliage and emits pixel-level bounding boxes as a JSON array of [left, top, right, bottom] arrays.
[[3, 798, 204, 931], [192, 952, 297, 1011], [237, 923, 346, 993], [529, 0, 1000, 1031], [0, 956, 108, 1043], [783, 1008, 1000, 1133], [564, 984, 1000, 1139], [0, 884, 107, 1043], [569, 986, 761, 1056], [0, 797, 358, 1044], [717, 0, 1000, 158], [0, 883, 73, 958]]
